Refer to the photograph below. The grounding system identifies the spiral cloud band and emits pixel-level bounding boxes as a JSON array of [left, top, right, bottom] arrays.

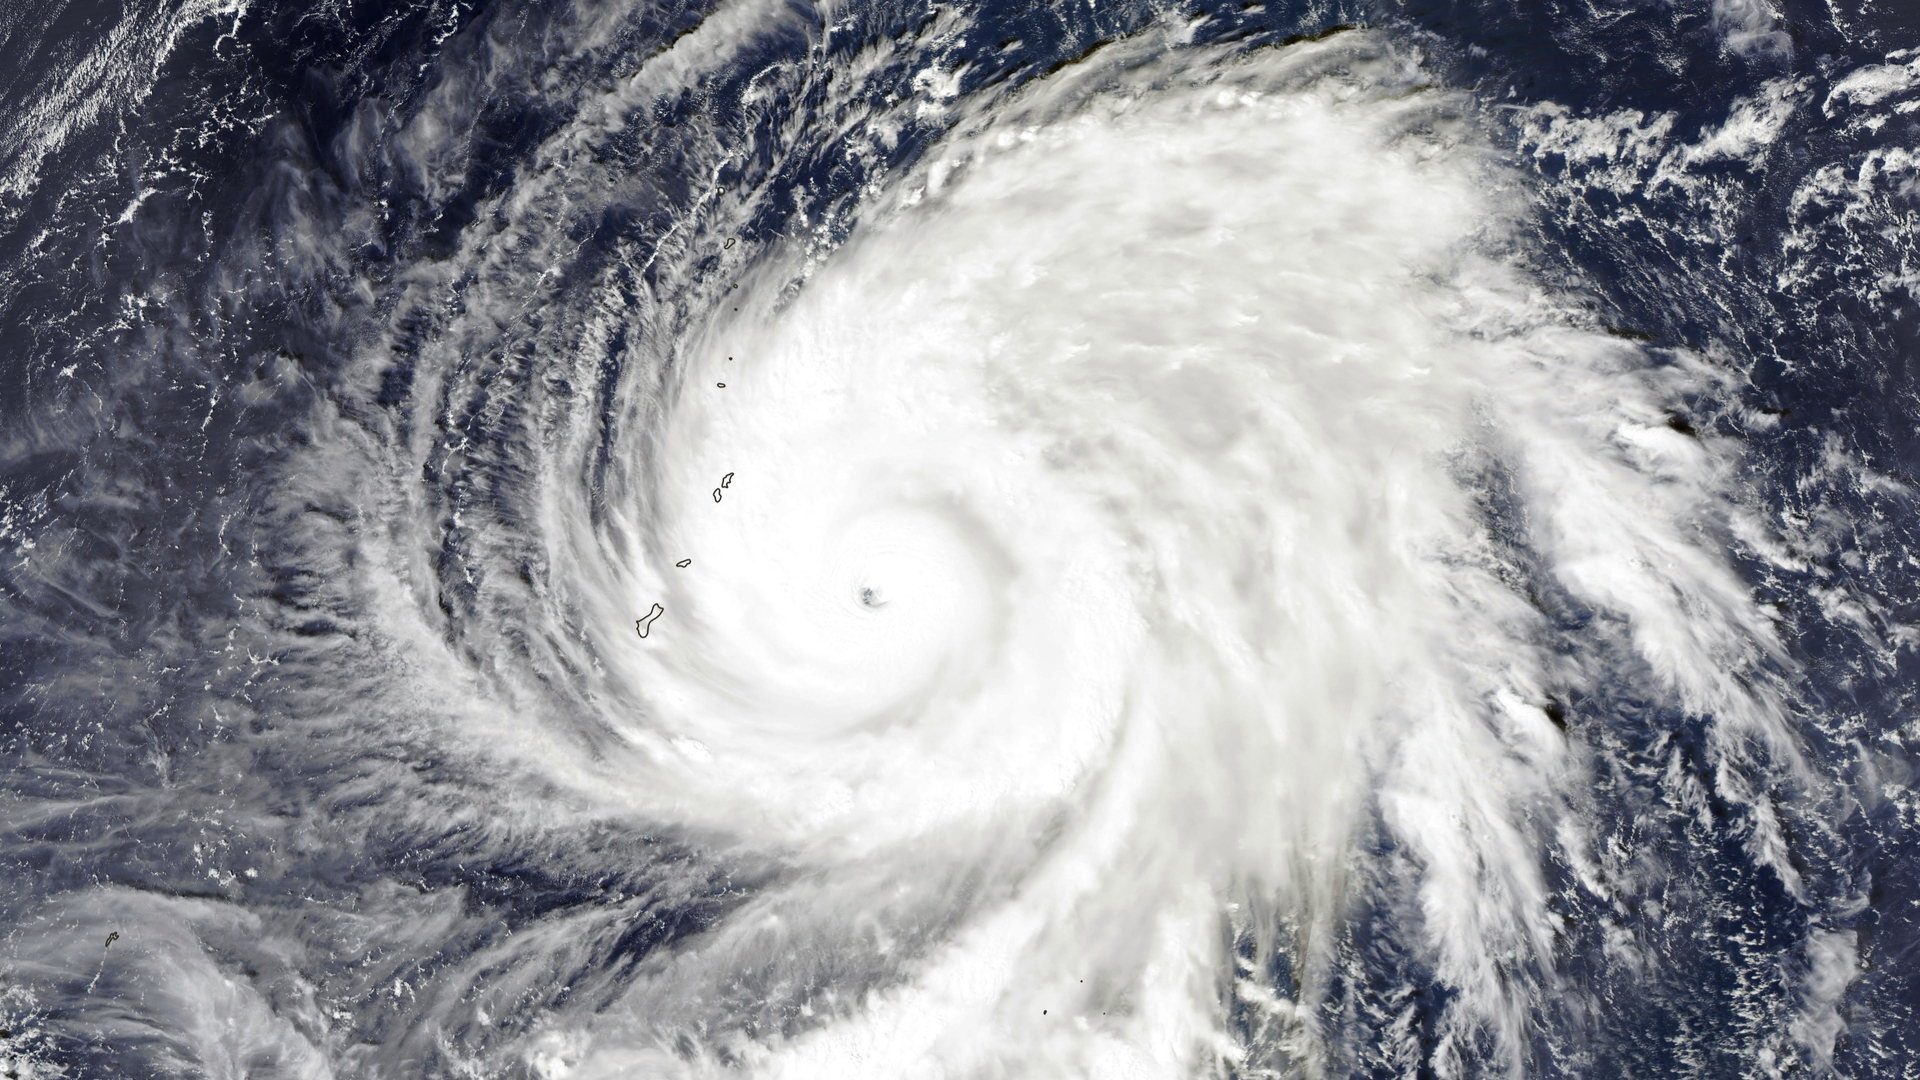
[[4, 0, 1906, 1076], [436, 29, 1798, 1079]]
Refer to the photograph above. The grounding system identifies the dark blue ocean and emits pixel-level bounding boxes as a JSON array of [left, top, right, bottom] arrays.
[[2, 0, 1918, 1076]]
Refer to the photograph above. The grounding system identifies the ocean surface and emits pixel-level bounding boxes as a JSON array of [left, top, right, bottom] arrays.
[[1, 0, 1918, 1076]]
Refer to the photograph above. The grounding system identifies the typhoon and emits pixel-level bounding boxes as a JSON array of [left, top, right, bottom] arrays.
[[1, 0, 1917, 1079]]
